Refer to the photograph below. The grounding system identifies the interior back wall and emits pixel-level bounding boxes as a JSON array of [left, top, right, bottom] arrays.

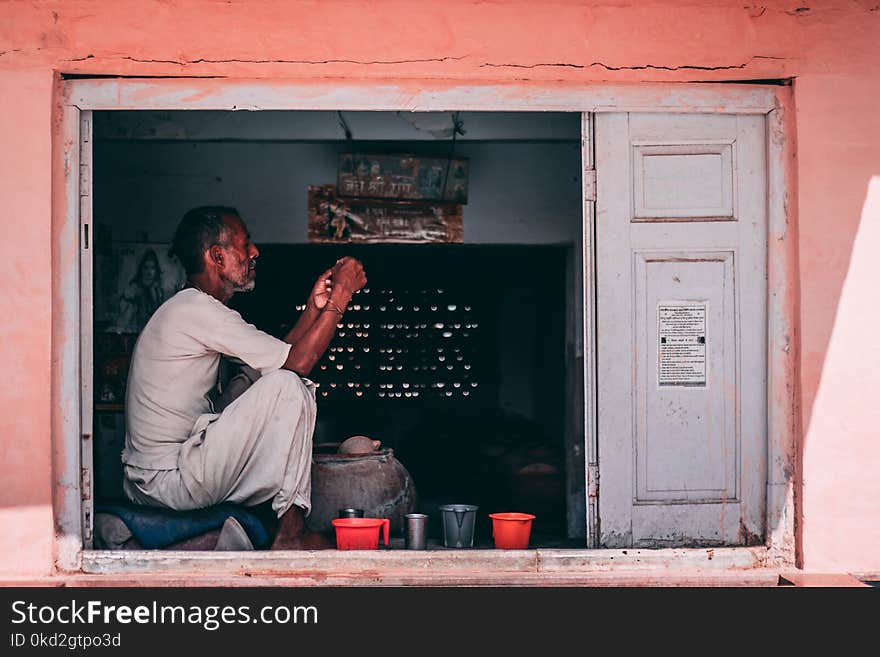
[[92, 135, 582, 474], [94, 140, 583, 246]]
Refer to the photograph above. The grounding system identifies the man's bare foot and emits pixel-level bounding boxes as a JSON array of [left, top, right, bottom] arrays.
[[271, 505, 335, 550], [166, 529, 223, 551]]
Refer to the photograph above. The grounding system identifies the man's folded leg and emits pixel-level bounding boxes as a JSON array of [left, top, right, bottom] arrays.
[[179, 369, 328, 549]]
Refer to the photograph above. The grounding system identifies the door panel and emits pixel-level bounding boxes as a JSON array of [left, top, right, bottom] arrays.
[[632, 142, 735, 221], [596, 113, 767, 548], [634, 251, 736, 502]]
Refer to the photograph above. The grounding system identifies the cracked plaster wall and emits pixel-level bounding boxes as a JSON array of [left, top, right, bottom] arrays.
[[0, 0, 879, 575]]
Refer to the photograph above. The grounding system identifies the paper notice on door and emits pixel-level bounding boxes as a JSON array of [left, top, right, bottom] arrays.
[[658, 304, 706, 387]]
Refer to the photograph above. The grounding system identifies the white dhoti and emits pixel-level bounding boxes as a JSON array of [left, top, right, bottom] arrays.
[[123, 370, 316, 518]]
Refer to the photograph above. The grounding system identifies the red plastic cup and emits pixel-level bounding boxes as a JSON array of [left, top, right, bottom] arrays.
[[489, 512, 536, 549], [331, 517, 390, 550]]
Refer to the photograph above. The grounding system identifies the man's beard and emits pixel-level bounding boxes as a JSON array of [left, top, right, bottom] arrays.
[[223, 264, 256, 293], [232, 278, 256, 293]]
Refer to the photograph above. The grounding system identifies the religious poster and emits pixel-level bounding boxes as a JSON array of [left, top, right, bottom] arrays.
[[95, 242, 186, 334], [658, 303, 707, 387], [93, 242, 186, 405], [308, 185, 464, 244]]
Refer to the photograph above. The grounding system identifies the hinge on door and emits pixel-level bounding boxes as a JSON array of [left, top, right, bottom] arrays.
[[583, 168, 597, 202], [81, 467, 91, 500], [83, 508, 92, 543], [79, 112, 91, 196], [79, 164, 90, 196], [587, 463, 599, 498]]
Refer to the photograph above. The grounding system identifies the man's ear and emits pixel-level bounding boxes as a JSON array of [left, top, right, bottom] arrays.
[[208, 244, 225, 268]]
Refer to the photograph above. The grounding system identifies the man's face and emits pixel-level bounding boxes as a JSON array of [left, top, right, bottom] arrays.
[[218, 214, 259, 293], [141, 259, 157, 285]]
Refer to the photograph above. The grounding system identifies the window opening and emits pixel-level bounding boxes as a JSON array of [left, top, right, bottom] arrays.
[[89, 109, 585, 551]]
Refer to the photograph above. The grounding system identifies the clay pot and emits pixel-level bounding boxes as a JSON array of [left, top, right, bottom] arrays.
[[307, 443, 418, 536], [338, 435, 382, 455]]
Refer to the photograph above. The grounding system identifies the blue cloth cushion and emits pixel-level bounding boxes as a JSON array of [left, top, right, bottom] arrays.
[[95, 502, 271, 550]]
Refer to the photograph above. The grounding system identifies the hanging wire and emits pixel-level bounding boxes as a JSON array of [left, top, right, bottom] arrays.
[[337, 111, 353, 141], [440, 112, 465, 202]]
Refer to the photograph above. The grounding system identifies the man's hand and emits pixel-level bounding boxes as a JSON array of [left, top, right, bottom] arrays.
[[282, 257, 367, 376], [330, 257, 367, 305], [308, 267, 334, 310]]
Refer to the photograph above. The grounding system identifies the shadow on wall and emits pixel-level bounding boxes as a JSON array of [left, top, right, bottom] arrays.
[[798, 75, 880, 436], [803, 174, 880, 432], [801, 175, 880, 567]]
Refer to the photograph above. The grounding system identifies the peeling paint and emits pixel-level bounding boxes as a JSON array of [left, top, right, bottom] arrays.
[[75, 55, 471, 67], [745, 6, 767, 19], [480, 55, 787, 72], [739, 522, 764, 547]]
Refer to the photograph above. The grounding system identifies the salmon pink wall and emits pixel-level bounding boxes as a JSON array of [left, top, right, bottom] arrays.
[[796, 72, 880, 574], [1, 1, 878, 576], [0, 68, 55, 576]]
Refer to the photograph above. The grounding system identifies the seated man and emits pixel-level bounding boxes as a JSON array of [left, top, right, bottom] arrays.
[[121, 206, 366, 549]]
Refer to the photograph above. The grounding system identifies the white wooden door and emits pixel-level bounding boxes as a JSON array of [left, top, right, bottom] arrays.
[[595, 113, 767, 547]]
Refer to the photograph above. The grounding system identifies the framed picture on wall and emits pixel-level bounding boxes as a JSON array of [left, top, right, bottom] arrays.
[[93, 242, 186, 405], [95, 242, 186, 335]]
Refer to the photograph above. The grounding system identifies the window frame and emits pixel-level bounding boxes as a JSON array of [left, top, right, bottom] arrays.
[[54, 78, 797, 576]]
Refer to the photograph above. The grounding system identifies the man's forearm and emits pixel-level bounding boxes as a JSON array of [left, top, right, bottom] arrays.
[[282, 298, 350, 376], [284, 301, 322, 345]]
